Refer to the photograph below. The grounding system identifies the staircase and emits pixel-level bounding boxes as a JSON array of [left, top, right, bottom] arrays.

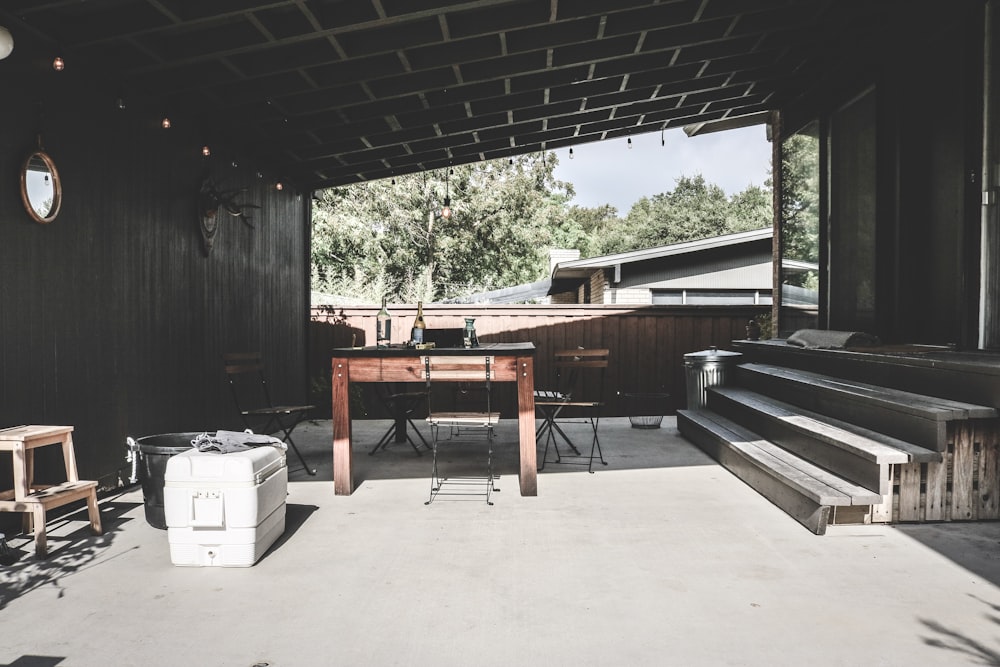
[[677, 362, 997, 534]]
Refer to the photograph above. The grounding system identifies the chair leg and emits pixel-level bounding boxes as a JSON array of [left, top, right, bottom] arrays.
[[486, 427, 498, 505], [425, 425, 441, 505], [587, 416, 608, 473], [284, 434, 317, 475], [368, 421, 398, 455], [269, 414, 317, 475]]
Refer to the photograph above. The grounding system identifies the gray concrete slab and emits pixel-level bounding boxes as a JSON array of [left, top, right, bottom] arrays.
[[2, 418, 1000, 666]]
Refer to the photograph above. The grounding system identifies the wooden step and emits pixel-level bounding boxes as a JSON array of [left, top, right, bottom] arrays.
[[735, 363, 998, 451], [706, 386, 931, 495], [677, 409, 882, 535]]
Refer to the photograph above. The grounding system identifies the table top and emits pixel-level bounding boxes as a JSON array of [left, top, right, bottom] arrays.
[[332, 342, 535, 357]]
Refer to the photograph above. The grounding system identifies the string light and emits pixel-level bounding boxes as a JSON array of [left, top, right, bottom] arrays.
[[52, 56, 65, 71], [201, 145, 211, 156], [161, 117, 171, 129]]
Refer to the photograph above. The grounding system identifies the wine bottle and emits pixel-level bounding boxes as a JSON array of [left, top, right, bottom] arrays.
[[376, 296, 391, 348], [411, 301, 426, 344]]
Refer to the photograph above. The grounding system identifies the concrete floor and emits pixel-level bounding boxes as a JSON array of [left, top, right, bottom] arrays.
[[3, 417, 1000, 667]]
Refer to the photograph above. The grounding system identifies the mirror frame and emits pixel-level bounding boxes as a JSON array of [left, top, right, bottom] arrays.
[[20, 150, 62, 224]]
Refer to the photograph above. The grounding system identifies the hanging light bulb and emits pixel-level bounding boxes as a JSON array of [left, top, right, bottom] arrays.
[[569, 147, 574, 159], [161, 117, 171, 129], [116, 97, 126, 111], [201, 145, 211, 157], [661, 127, 666, 147], [275, 182, 284, 191], [627, 137, 633, 149], [52, 56, 65, 71], [441, 168, 452, 218]]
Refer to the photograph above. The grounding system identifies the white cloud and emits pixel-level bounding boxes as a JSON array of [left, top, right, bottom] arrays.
[[552, 125, 772, 215]]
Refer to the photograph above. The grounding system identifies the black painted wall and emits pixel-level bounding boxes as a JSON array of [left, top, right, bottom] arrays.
[[0, 49, 311, 488]]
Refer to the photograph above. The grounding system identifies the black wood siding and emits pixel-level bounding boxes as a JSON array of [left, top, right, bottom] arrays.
[[0, 66, 310, 489]]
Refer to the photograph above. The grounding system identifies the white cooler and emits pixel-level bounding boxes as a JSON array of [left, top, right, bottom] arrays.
[[163, 446, 287, 567]]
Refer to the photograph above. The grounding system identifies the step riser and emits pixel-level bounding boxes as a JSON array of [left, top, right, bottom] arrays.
[[677, 411, 831, 535], [707, 390, 888, 495], [736, 367, 949, 451]]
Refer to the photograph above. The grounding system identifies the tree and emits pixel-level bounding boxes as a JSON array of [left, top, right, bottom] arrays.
[[594, 174, 771, 255], [311, 153, 576, 302], [780, 131, 821, 288]]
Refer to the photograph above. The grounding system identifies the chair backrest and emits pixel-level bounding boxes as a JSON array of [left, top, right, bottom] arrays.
[[552, 348, 610, 405], [423, 355, 494, 415], [223, 352, 274, 412]]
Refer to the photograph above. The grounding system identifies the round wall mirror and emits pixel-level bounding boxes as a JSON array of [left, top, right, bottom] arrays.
[[20, 150, 62, 224]]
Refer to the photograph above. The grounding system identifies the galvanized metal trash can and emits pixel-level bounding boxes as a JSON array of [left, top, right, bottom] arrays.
[[683, 347, 743, 409]]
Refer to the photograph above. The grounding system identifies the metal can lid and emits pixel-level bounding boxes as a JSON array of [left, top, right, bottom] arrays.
[[683, 346, 743, 361]]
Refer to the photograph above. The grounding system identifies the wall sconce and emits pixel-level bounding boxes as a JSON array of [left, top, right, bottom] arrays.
[[52, 56, 65, 71], [161, 117, 171, 129], [0, 26, 13, 60]]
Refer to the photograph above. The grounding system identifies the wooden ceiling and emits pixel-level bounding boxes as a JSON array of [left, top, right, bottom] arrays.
[[0, 0, 906, 191]]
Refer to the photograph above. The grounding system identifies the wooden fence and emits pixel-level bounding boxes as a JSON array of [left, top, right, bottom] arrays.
[[309, 304, 768, 420]]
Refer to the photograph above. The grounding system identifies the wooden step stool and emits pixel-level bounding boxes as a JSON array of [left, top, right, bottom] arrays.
[[0, 425, 103, 557]]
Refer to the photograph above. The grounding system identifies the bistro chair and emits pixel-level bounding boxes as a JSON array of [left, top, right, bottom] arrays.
[[423, 355, 500, 505], [368, 385, 431, 456], [534, 348, 610, 473], [223, 352, 316, 475]]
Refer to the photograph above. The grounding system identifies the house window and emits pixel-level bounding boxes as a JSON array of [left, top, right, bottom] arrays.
[[653, 290, 770, 305]]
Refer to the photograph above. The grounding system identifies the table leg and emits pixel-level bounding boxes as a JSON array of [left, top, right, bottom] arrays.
[[332, 357, 354, 495], [516, 355, 537, 496]]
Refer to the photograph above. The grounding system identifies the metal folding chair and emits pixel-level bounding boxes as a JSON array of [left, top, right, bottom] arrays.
[[423, 355, 500, 505], [534, 348, 609, 473], [368, 385, 430, 456], [223, 352, 316, 475]]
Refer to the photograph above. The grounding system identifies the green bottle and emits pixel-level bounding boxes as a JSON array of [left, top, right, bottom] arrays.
[[376, 296, 392, 348]]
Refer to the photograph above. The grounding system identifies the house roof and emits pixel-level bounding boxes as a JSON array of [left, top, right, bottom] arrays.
[[0, 1, 909, 191], [551, 227, 772, 280]]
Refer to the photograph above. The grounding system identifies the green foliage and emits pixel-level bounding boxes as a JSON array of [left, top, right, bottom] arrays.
[[312, 154, 576, 302], [780, 129, 821, 288], [594, 174, 772, 255], [311, 157, 774, 302]]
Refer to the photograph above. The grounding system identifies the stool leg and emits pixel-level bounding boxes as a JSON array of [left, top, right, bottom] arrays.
[[86, 490, 103, 535], [32, 505, 47, 558]]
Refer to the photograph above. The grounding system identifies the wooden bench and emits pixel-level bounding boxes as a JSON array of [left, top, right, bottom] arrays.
[[736, 363, 997, 451], [677, 409, 882, 535], [0, 425, 102, 557]]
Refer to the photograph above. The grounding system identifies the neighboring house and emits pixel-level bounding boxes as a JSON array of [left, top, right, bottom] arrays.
[[548, 228, 774, 305]]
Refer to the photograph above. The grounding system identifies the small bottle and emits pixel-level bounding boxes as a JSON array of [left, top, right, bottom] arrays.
[[464, 317, 477, 348], [376, 296, 392, 348], [411, 301, 426, 344]]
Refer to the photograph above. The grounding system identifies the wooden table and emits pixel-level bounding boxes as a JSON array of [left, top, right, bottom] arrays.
[[331, 342, 537, 496]]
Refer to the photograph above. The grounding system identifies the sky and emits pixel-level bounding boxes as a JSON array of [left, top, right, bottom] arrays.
[[550, 124, 772, 214]]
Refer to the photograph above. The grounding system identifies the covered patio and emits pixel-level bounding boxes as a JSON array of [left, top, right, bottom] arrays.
[[3, 418, 1000, 666]]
